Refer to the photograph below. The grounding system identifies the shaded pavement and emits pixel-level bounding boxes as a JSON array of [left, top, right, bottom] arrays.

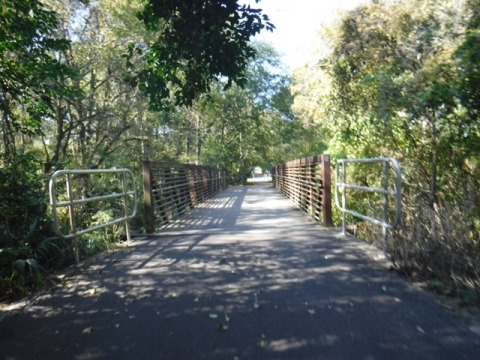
[[1, 185, 479, 359]]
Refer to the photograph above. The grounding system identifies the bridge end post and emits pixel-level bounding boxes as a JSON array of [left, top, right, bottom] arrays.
[[143, 161, 155, 233], [321, 155, 333, 227]]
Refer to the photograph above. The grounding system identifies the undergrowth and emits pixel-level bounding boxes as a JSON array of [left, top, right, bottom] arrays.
[[356, 197, 480, 306], [0, 154, 132, 302]]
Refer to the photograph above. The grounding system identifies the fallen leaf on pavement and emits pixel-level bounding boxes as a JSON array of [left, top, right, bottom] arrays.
[[218, 324, 229, 332], [416, 326, 425, 334], [84, 288, 96, 295]]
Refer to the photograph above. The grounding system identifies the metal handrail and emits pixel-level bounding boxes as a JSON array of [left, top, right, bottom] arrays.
[[49, 168, 137, 263], [335, 157, 402, 255]]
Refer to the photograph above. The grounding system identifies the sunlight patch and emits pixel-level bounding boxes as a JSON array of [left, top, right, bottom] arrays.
[[269, 338, 309, 351]]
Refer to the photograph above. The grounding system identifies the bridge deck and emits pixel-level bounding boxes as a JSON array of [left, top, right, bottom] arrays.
[[1, 185, 478, 359]]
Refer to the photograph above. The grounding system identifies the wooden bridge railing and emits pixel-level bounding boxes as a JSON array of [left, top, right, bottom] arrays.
[[142, 161, 227, 232], [271, 155, 332, 226]]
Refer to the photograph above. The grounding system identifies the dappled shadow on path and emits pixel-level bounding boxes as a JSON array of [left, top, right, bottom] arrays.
[[157, 184, 316, 235], [158, 186, 248, 232], [1, 186, 478, 360]]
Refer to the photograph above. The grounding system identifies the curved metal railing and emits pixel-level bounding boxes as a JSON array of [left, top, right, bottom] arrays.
[[49, 169, 137, 263], [335, 157, 402, 254]]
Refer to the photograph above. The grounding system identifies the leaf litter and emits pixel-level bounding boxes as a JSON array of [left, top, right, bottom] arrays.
[[82, 327, 93, 335], [218, 323, 229, 332], [258, 333, 267, 348]]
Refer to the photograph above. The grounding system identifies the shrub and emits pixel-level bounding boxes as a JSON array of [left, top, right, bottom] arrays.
[[0, 153, 63, 300]]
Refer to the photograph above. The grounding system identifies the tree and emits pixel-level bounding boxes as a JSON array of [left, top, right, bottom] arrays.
[[131, 0, 274, 108], [40, 0, 161, 172], [325, 0, 470, 206], [0, 0, 75, 161], [455, 0, 480, 139], [299, 0, 480, 296]]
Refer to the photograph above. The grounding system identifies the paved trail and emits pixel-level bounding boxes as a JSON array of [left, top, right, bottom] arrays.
[[1, 185, 479, 359]]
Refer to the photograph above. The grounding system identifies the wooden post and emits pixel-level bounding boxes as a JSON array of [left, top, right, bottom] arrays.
[[142, 161, 155, 233], [321, 155, 333, 227]]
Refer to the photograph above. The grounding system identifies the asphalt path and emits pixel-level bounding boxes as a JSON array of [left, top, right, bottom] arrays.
[[1, 185, 479, 359]]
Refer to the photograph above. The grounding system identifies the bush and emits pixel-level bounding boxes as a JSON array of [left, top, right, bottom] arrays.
[[390, 197, 480, 303], [0, 153, 64, 300]]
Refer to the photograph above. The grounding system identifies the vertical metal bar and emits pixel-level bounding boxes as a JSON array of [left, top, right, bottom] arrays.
[[341, 161, 347, 236], [312, 161, 316, 219], [321, 155, 332, 227], [382, 160, 390, 256], [188, 167, 196, 206], [49, 176, 59, 236], [272, 166, 276, 188], [275, 165, 278, 189], [66, 174, 80, 264], [142, 161, 155, 233], [223, 168, 226, 190], [122, 171, 132, 244]]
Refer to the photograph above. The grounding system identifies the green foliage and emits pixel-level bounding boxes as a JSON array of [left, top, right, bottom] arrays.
[[140, 42, 311, 184], [0, 0, 77, 160], [83, 209, 126, 253], [0, 235, 65, 300], [455, 27, 480, 124], [0, 153, 64, 299], [133, 0, 274, 108], [293, 0, 480, 300], [0, 153, 48, 246]]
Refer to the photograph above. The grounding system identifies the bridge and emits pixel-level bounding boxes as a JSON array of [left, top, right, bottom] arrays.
[[0, 156, 478, 359]]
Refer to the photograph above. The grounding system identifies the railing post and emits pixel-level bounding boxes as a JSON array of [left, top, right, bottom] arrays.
[[202, 167, 208, 199], [271, 165, 275, 188], [188, 166, 196, 206], [341, 161, 347, 236], [143, 161, 155, 233], [382, 160, 389, 256], [66, 174, 80, 264], [321, 155, 333, 227], [310, 157, 316, 220], [122, 171, 132, 243], [224, 169, 227, 190]]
